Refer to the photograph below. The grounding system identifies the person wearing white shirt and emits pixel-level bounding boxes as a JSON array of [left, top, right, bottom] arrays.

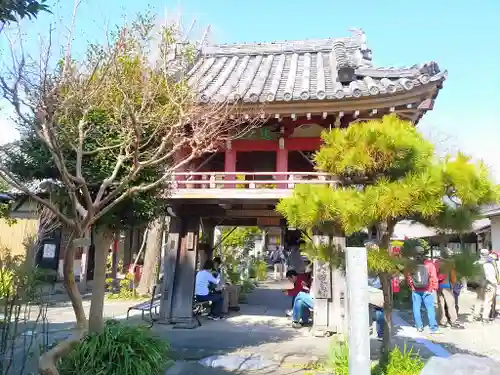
[[195, 260, 223, 320]]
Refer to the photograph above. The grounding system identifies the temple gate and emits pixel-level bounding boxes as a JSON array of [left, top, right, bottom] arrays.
[[159, 29, 446, 333]]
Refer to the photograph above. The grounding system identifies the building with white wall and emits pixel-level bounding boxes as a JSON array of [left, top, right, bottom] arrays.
[[482, 204, 500, 251]]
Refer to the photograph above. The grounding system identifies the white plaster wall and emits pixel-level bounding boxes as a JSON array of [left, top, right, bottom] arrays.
[[58, 259, 82, 280], [491, 216, 500, 251]]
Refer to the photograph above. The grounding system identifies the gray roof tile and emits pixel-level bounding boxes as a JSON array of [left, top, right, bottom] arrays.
[[188, 30, 447, 104]]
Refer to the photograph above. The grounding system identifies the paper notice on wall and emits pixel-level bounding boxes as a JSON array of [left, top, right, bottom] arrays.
[[42, 244, 56, 259]]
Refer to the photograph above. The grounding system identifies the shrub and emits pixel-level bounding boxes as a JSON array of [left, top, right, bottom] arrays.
[[325, 340, 349, 375], [326, 341, 424, 375], [383, 346, 424, 375], [255, 259, 268, 281], [106, 273, 141, 300], [58, 320, 172, 375], [0, 247, 53, 374], [372, 346, 424, 375]]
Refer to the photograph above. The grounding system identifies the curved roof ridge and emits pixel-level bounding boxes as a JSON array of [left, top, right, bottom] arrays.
[[200, 36, 358, 57]]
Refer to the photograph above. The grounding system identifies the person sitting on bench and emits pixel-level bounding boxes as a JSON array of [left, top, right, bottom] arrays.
[[195, 259, 224, 320]]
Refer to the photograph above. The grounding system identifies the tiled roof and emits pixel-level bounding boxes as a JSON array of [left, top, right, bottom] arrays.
[[188, 29, 447, 104], [482, 204, 500, 217]]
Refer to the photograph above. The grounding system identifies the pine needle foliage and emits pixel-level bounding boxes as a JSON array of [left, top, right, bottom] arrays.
[[277, 114, 499, 237], [277, 114, 499, 361]]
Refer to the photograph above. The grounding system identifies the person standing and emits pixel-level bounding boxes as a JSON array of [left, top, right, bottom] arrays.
[[406, 255, 441, 334], [488, 252, 500, 320], [452, 279, 463, 315], [288, 244, 305, 274], [271, 246, 285, 280], [469, 249, 497, 323], [436, 251, 464, 329]]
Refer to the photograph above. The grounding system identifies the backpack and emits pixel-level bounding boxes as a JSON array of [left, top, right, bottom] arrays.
[[475, 261, 488, 287], [412, 264, 429, 289]]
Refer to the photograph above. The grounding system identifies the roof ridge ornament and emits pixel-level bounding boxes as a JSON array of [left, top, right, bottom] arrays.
[[349, 28, 372, 66], [349, 28, 367, 50]]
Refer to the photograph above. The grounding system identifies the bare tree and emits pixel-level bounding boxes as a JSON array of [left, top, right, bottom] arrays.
[[0, 9, 263, 375]]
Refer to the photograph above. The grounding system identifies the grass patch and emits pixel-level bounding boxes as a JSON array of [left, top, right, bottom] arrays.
[[303, 340, 425, 375], [58, 320, 172, 375]]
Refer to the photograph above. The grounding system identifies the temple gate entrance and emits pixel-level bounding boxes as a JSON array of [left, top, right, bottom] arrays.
[[158, 28, 446, 334]]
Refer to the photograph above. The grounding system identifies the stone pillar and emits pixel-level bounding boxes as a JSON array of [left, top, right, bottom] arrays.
[[312, 233, 346, 337], [159, 216, 201, 328], [345, 246, 370, 375]]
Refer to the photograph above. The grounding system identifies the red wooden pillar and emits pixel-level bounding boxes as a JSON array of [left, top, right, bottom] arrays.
[[224, 140, 236, 188], [276, 137, 288, 189], [174, 148, 188, 188]]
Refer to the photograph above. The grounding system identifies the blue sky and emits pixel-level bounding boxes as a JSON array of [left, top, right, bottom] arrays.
[[1, 0, 499, 179]]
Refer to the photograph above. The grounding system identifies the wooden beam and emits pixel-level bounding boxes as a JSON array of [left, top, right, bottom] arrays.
[[226, 209, 282, 218], [237, 83, 441, 115]]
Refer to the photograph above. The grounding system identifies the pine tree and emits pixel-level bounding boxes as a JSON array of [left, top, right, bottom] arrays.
[[277, 114, 499, 362]]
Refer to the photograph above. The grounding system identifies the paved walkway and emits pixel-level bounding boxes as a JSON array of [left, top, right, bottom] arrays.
[[397, 289, 500, 360], [156, 279, 440, 373], [18, 279, 500, 374]]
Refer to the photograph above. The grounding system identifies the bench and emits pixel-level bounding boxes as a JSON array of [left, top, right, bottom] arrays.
[[192, 297, 212, 327], [126, 284, 161, 326]]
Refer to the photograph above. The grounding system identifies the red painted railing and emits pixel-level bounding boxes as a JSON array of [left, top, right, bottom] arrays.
[[171, 171, 337, 189]]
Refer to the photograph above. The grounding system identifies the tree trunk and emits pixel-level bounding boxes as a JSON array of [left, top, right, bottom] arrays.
[[380, 272, 393, 364], [88, 227, 114, 333], [63, 231, 87, 329], [136, 217, 165, 296], [123, 229, 133, 271], [377, 219, 396, 365], [111, 238, 119, 279]]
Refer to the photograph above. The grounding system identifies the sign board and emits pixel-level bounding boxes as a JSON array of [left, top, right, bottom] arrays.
[[239, 127, 278, 141], [74, 237, 91, 247], [390, 246, 401, 256], [42, 244, 56, 259], [257, 217, 281, 227]]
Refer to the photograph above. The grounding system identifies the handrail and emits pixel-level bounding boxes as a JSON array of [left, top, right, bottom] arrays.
[[172, 171, 331, 176], [172, 179, 335, 185], [171, 171, 338, 190]]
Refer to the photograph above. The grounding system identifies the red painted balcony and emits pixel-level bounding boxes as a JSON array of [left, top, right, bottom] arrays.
[[170, 171, 336, 200]]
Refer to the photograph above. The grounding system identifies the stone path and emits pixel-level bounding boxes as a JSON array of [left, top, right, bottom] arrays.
[[18, 278, 496, 374], [158, 279, 438, 374]]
